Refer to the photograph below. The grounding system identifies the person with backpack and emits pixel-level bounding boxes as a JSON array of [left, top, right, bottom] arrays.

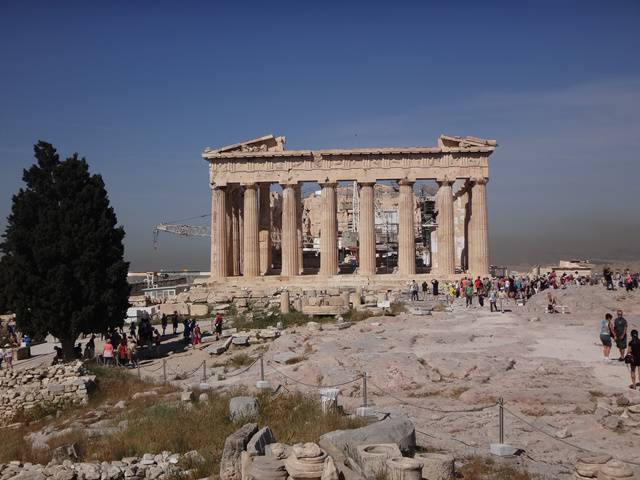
[[626, 330, 640, 389], [464, 282, 473, 308]]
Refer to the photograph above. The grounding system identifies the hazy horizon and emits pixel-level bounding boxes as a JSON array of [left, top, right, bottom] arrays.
[[2, 1, 639, 271]]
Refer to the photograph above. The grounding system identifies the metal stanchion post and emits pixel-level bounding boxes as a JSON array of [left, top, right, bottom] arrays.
[[490, 397, 514, 456], [356, 372, 372, 418], [256, 355, 271, 390], [499, 397, 504, 444], [202, 361, 206, 382], [362, 372, 368, 408], [137, 362, 141, 380]]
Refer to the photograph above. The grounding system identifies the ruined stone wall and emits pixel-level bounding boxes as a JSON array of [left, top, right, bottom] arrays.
[[0, 361, 94, 424]]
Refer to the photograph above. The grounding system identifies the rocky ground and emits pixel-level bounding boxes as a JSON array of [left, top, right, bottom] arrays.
[[9, 284, 640, 479]]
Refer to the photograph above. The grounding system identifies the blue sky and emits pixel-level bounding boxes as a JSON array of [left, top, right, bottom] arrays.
[[1, 1, 639, 270]]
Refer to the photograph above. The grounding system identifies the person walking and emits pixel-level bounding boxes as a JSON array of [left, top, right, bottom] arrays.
[[431, 279, 439, 297], [600, 313, 614, 362], [464, 282, 473, 308], [613, 309, 628, 361], [183, 319, 191, 347], [421, 281, 429, 300], [3, 345, 13, 369], [172, 313, 179, 335], [161, 314, 168, 336], [214, 312, 223, 341], [410, 280, 419, 301], [102, 340, 114, 366], [117, 339, 128, 366], [489, 289, 498, 312], [626, 330, 640, 389]]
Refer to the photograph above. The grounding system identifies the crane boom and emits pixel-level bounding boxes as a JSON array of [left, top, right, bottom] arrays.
[[153, 223, 211, 250]]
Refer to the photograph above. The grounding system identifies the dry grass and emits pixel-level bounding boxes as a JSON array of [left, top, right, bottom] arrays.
[[0, 365, 366, 478], [0, 362, 176, 465], [82, 390, 365, 477], [344, 308, 374, 322], [459, 456, 536, 479]]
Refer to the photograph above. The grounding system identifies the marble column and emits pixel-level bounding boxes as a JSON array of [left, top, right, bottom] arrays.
[[358, 182, 376, 276], [243, 183, 260, 277], [231, 188, 242, 276], [211, 186, 228, 278], [281, 183, 299, 276], [398, 179, 416, 276], [259, 183, 272, 275], [320, 182, 338, 276], [295, 185, 304, 274], [436, 180, 455, 275], [225, 188, 233, 276], [468, 177, 490, 276]]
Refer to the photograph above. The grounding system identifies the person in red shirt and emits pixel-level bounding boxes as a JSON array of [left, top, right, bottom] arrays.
[[117, 339, 128, 366]]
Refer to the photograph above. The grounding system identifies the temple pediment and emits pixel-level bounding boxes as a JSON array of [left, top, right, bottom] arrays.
[[438, 135, 497, 149], [205, 134, 286, 154]]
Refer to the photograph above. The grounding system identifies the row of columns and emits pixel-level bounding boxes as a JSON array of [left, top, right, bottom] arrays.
[[210, 178, 489, 279]]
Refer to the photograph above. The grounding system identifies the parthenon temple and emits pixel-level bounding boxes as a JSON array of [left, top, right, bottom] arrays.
[[203, 134, 497, 286]]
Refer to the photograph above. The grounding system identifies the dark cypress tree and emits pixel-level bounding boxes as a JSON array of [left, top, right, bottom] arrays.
[[0, 141, 130, 359]]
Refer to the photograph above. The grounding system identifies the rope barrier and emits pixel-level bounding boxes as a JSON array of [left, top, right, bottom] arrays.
[[267, 361, 362, 389], [502, 406, 640, 467], [415, 428, 479, 449], [369, 380, 498, 414], [225, 357, 260, 378]]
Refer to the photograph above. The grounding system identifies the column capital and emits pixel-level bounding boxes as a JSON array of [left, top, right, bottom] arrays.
[[398, 178, 414, 187], [436, 178, 455, 187], [279, 181, 299, 188], [358, 182, 376, 189], [319, 181, 338, 188], [241, 182, 258, 190], [471, 176, 489, 185]]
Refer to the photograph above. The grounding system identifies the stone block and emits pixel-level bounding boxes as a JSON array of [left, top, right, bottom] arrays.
[[247, 426, 276, 456], [232, 336, 249, 346], [414, 452, 454, 480], [189, 291, 209, 303], [220, 423, 259, 480], [319, 415, 415, 461], [489, 443, 518, 457], [159, 303, 188, 316], [302, 305, 348, 316], [189, 304, 209, 317], [229, 396, 258, 422], [355, 444, 402, 479]]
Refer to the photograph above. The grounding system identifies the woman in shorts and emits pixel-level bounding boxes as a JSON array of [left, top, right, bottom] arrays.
[[627, 329, 640, 389], [599, 313, 614, 361]]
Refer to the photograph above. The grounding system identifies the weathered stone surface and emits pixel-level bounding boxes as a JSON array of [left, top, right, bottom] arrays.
[[355, 444, 402, 479], [189, 304, 209, 317], [49, 444, 79, 465], [273, 352, 299, 364], [0, 361, 93, 426], [284, 443, 328, 480], [249, 455, 287, 480], [319, 416, 415, 460], [414, 452, 454, 480], [220, 423, 259, 480], [229, 397, 258, 422], [247, 426, 276, 456], [386, 457, 423, 480]]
